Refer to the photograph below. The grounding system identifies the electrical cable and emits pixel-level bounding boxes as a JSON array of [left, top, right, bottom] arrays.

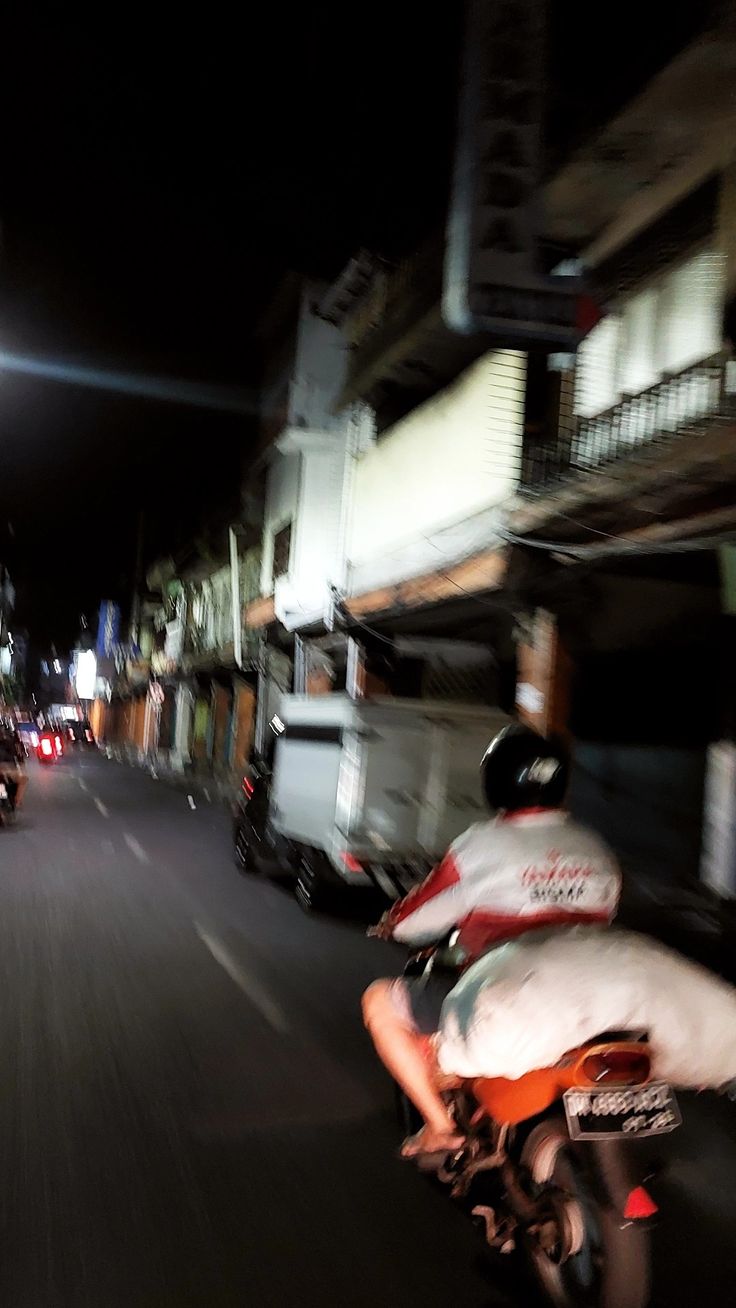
[[497, 526, 736, 559]]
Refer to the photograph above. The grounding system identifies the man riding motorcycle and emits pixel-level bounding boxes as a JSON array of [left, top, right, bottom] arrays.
[[362, 724, 622, 1157], [0, 722, 28, 813]]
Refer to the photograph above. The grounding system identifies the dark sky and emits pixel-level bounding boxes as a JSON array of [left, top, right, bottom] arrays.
[[0, 2, 714, 652], [1, 5, 465, 651]]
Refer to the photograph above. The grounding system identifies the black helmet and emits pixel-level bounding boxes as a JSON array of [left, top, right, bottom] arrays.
[[481, 723, 569, 813]]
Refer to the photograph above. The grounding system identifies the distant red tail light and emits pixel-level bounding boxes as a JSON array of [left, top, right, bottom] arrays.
[[242, 777, 254, 797], [54, 736, 63, 755], [85, 730, 93, 743]]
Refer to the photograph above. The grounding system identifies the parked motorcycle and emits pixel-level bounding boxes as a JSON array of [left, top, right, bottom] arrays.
[[395, 947, 680, 1308]]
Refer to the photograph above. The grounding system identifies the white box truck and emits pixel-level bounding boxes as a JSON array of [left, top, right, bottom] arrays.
[[236, 693, 509, 910]]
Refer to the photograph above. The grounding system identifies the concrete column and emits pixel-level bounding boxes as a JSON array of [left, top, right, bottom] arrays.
[[701, 741, 736, 895], [718, 154, 736, 301], [173, 685, 194, 768], [515, 609, 571, 738]]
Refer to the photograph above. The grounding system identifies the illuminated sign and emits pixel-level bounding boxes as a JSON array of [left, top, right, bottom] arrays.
[[96, 602, 121, 658], [75, 650, 97, 700]]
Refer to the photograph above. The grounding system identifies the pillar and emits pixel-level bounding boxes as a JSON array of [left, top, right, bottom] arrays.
[[515, 609, 572, 738], [231, 682, 256, 776], [717, 153, 736, 304]]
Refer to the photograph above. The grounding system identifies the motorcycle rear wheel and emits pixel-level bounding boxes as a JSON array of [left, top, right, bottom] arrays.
[[520, 1119, 650, 1308]]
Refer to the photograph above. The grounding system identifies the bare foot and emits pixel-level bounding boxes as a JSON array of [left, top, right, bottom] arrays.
[[400, 1125, 465, 1157]]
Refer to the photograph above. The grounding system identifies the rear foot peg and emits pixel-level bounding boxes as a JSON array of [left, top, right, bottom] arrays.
[[472, 1206, 516, 1252]]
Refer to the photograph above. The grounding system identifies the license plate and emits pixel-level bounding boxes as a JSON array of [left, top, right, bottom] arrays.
[[563, 1082, 681, 1141], [0, 784, 6, 799]]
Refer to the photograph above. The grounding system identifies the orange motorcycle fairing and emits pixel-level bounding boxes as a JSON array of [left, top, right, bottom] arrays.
[[470, 1042, 651, 1127]]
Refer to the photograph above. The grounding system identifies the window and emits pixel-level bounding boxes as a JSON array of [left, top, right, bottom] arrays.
[[271, 522, 292, 586]]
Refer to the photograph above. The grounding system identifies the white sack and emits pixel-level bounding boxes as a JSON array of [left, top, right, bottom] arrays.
[[436, 925, 736, 1088]]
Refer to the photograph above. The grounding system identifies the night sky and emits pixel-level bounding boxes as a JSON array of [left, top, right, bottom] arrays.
[[0, 2, 712, 654]]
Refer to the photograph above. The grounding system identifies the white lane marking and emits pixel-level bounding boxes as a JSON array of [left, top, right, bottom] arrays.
[[123, 833, 150, 864], [78, 778, 88, 792], [203, 788, 211, 803], [187, 794, 197, 810], [194, 922, 291, 1035], [94, 798, 109, 818]]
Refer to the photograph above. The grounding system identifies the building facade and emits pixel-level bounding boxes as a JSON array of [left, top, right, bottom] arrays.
[[242, 8, 736, 894]]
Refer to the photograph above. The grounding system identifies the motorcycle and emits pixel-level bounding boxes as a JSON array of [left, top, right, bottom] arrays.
[[36, 733, 59, 764], [0, 773, 17, 826], [395, 944, 680, 1308]]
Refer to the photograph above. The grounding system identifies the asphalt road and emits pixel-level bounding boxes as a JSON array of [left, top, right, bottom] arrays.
[[1, 752, 736, 1307]]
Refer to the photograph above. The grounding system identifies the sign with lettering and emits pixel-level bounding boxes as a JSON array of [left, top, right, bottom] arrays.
[[443, 0, 583, 348]]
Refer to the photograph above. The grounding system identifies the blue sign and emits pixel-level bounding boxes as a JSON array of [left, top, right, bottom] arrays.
[[96, 602, 121, 658]]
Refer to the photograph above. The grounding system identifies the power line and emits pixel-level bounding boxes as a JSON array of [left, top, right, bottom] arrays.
[[498, 525, 736, 558]]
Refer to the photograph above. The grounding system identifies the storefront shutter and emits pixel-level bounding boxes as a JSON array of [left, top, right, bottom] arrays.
[[574, 315, 621, 418], [618, 285, 659, 395]]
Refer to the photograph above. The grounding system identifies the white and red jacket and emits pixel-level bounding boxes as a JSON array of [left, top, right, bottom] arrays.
[[386, 809, 621, 963]]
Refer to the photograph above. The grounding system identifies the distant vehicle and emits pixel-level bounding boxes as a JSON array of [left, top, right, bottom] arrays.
[[66, 720, 96, 748], [0, 727, 24, 822], [37, 733, 58, 764], [234, 695, 509, 911], [0, 782, 14, 825]]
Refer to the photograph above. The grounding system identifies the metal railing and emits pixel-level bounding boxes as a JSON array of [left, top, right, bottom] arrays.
[[521, 352, 730, 489]]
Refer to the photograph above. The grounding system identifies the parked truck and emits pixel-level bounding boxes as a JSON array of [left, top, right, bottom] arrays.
[[234, 692, 509, 910]]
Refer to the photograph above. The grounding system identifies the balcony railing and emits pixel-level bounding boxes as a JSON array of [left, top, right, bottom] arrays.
[[521, 352, 731, 490]]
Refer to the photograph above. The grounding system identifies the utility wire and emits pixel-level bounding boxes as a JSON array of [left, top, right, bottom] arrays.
[[498, 526, 736, 558]]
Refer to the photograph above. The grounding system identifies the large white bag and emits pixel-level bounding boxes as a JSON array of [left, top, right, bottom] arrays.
[[436, 926, 736, 1088]]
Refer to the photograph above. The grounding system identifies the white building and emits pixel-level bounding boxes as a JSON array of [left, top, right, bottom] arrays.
[[258, 280, 361, 630], [253, 275, 527, 634]]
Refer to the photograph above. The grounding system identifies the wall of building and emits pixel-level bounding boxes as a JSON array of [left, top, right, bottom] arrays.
[[347, 350, 526, 591], [289, 288, 348, 432], [280, 443, 348, 623], [569, 640, 718, 886], [260, 451, 301, 594]]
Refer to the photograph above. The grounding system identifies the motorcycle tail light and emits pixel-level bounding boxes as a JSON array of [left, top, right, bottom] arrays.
[[339, 851, 364, 873], [582, 1048, 651, 1086], [623, 1186, 658, 1221]]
